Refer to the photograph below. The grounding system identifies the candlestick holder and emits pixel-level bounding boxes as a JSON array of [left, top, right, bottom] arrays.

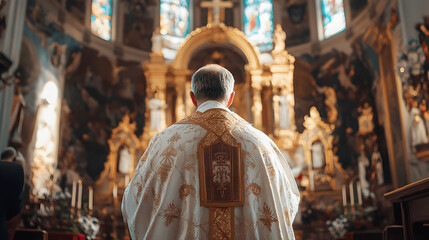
[[349, 204, 356, 214], [358, 205, 364, 216], [75, 207, 81, 222], [70, 206, 75, 220]]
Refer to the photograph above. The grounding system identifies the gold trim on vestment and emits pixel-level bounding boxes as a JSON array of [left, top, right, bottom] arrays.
[[176, 109, 246, 240]]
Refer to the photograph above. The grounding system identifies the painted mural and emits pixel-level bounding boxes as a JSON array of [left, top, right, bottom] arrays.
[[294, 37, 391, 184], [16, 0, 147, 184], [14, 0, 82, 198]]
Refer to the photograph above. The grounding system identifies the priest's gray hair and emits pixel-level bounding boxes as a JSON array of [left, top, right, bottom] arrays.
[[191, 64, 235, 101]]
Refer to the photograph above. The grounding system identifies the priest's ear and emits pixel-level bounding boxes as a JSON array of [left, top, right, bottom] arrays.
[[227, 91, 235, 107], [190, 91, 198, 107]]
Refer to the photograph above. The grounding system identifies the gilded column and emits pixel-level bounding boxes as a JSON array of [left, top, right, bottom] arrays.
[[249, 68, 263, 130], [142, 53, 169, 134], [173, 69, 189, 121]]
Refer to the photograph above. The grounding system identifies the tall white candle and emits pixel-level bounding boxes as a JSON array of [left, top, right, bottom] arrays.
[[125, 175, 130, 186], [357, 181, 363, 206], [113, 183, 118, 198], [88, 186, 93, 210], [342, 185, 347, 206], [71, 181, 77, 208], [309, 171, 315, 191], [77, 180, 83, 209], [349, 182, 354, 207]]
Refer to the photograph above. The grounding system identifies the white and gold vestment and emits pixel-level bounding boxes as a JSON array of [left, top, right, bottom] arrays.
[[122, 101, 300, 239]]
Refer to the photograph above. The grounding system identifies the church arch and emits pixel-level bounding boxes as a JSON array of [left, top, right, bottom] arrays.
[[172, 25, 261, 72]]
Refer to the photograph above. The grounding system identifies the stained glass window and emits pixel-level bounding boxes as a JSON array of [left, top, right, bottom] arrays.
[[244, 0, 274, 52], [160, 0, 190, 47], [91, 0, 113, 41], [320, 0, 346, 39]]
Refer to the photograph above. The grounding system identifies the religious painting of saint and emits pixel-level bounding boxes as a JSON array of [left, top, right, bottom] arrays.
[[283, 1, 310, 46], [320, 0, 346, 38], [91, 0, 113, 41], [244, 0, 274, 51], [160, 0, 190, 44], [123, 2, 154, 51]]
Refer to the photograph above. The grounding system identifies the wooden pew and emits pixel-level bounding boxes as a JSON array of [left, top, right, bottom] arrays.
[[384, 177, 429, 240]]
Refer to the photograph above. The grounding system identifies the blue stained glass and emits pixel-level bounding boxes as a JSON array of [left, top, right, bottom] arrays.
[[321, 0, 346, 38], [160, 0, 190, 46], [244, 0, 274, 52], [91, 0, 112, 41]]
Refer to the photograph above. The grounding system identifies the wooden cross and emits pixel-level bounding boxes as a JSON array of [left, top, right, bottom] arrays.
[[200, 0, 233, 25]]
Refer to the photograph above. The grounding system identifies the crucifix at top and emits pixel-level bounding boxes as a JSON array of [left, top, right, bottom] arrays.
[[200, 0, 234, 25]]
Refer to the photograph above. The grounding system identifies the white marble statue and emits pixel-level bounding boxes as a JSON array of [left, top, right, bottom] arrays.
[[324, 87, 338, 123], [371, 151, 384, 185], [358, 147, 370, 196], [272, 24, 286, 54], [311, 141, 325, 169], [279, 94, 290, 129], [151, 27, 162, 54], [411, 107, 428, 147], [119, 148, 131, 174], [148, 97, 164, 131], [358, 103, 375, 135]]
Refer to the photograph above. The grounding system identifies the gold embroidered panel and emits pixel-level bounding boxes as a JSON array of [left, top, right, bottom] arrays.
[[176, 109, 245, 207], [209, 207, 234, 240]]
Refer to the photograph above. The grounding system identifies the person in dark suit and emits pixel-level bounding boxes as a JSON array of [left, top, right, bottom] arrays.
[[0, 160, 24, 240]]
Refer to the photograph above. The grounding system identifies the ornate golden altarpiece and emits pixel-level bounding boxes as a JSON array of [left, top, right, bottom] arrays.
[[96, 14, 345, 235], [301, 107, 344, 191], [96, 114, 140, 197]]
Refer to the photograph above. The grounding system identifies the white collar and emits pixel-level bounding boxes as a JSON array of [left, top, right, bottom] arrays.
[[196, 100, 231, 113]]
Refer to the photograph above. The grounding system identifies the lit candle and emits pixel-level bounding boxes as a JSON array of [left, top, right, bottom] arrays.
[[342, 185, 347, 206], [71, 181, 77, 208], [349, 182, 354, 207], [113, 183, 118, 199], [88, 186, 93, 210], [125, 175, 130, 186], [309, 171, 315, 191], [357, 181, 363, 206], [77, 180, 83, 209]]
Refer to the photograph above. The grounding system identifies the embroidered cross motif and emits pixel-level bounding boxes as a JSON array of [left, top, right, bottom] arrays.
[[212, 152, 231, 198]]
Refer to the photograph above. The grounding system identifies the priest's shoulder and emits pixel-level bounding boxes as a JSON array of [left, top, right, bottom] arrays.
[[233, 122, 277, 147], [148, 121, 205, 142]]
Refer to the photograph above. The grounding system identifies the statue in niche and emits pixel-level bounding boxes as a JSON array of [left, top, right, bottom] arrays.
[[272, 24, 286, 54], [410, 102, 428, 148], [358, 102, 375, 135], [118, 147, 131, 174], [416, 16, 429, 77], [418, 99, 429, 138], [311, 140, 325, 169], [279, 93, 290, 129], [151, 27, 163, 54], [358, 144, 370, 197], [148, 91, 164, 132], [371, 145, 384, 185], [324, 87, 337, 124]]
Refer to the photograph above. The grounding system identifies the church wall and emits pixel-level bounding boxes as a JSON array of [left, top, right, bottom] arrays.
[[394, 1, 429, 182], [15, 0, 149, 184], [293, 34, 392, 184], [291, 0, 429, 186]]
